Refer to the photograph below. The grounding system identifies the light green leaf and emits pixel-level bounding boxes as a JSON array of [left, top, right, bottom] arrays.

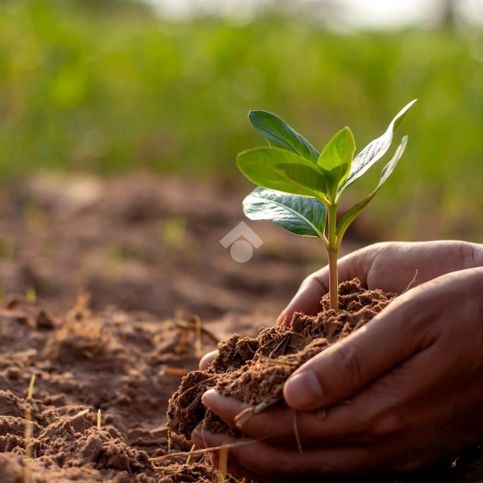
[[237, 146, 328, 198], [317, 126, 355, 197], [243, 187, 327, 238], [248, 110, 319, 161], [337, 136, 408, 238], [338, 99, 416, 195]]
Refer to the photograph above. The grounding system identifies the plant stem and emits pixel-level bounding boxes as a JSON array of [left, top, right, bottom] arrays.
[[328, 247, 338, 310], [327, 204, 339, 311]]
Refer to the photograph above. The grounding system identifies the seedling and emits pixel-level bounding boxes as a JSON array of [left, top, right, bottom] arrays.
[[237, 100, 416, 310]]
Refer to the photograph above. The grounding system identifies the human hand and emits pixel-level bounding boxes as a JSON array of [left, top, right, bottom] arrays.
[[193, 267, 483, 479], [277, 240, 483, 325], [200, 240, 483, 369]]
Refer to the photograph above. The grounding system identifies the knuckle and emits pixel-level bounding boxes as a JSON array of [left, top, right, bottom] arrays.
[[347, 411, 372, 438], [370, 411, 407, 437], [333, 344, 363, 391], [459, 241, 479, 269], [366, 241, 392, 260], [302, 273, 318, 287], [369, 241, 390, 252]]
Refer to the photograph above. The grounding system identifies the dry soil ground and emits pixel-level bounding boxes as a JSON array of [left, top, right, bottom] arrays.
[[0, 175, 481, 482]]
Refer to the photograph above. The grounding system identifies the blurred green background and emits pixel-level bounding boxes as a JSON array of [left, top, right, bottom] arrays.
[[0, 0, 482, 239]]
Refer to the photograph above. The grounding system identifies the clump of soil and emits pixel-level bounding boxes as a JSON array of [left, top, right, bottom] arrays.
[[167, 278, 393, 439]]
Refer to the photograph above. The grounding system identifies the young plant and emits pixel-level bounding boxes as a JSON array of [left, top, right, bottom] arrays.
[[237, 100, 416, 310]]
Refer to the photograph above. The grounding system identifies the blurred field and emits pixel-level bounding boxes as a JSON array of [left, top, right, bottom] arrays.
[[0, 1, 482, 239]]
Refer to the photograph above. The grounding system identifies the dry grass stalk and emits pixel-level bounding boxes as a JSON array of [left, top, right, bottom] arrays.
[[150, 437, 268, 463], [175, 319, 220, 343], [161, 367, 190, 378], [257, 355, 298, 367], [26, 374, 36, 400], [234, 399, 278, 429], [23, 373, 36, 483], [217, 445, 228, 482], [292, 411, 303, 454], [194, 316, 203, 358], [174, 328, 189, 354], [267, 335, 290, 358], [403, 269, 419, 292], [173, 374, 218, 403], [72, 408, 89, 420], [186, 443, 196, 465]]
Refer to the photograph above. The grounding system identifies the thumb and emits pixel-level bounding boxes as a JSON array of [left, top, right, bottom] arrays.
[[283, 288, 431, 410]]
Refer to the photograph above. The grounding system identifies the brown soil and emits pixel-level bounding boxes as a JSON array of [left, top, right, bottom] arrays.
[[0, 175, 482, 482], [0, 174, 329, 320], [0, 293, 232, 482]]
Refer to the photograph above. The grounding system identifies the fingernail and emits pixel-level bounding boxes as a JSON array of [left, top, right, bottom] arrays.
[[284, 371, 323, 409], [201, 388, 217, 407]]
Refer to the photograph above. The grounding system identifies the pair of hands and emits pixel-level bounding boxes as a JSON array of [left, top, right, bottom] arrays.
[[193, 241, 483, 480]]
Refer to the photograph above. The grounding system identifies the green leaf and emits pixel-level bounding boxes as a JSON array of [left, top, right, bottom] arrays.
[[248, 110, 319, 161], [243, 187, 326, 238], [338, 99, 416, 195], [237, 146, 328, 198], [337, 136, 408, 238], [317, 126, 356, 197]]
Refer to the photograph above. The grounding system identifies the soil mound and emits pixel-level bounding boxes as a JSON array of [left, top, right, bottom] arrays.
[[167, 278, 394, 439]]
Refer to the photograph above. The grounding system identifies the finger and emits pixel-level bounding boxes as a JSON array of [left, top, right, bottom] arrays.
[[201, 389, 322, 446], [199, 350, 218, 370], [283, 285, 436, 410], [202, 386, 402, 447], [202, 390, 339, 445], [201, 389, 247, 427], [277, 248, 373, 326], [191, 428, 375, 478]]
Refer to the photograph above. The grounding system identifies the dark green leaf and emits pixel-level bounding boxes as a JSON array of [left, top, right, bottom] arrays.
[[249, 110, 319, 161], [243, 187, 326, 238], [237, 146, 328, 198], [337, 136, 408, 238], [338, 99, 416, 195]]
